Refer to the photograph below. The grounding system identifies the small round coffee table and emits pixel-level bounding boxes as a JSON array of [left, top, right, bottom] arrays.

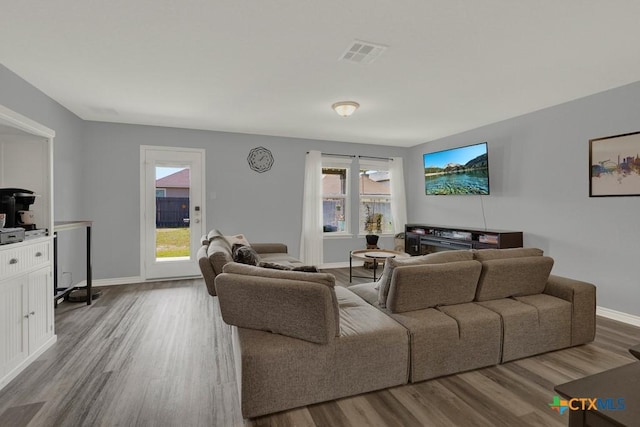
[[349, 249, 410, 282]]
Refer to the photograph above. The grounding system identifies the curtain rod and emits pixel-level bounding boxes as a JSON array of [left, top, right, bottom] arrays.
[[306, 152, 393, 161], [359, 155, 394, 161]]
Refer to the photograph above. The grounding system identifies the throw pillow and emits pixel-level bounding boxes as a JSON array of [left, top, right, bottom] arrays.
[[232, 244, 260, 266], [258, 261, 319, 273], [226, 234, 250, 248], [259, 261, 292, 270], [292, 265, 319, 273]]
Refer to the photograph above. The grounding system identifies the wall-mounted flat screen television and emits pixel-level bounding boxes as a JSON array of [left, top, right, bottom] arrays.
[[423, 142, 489, 195]]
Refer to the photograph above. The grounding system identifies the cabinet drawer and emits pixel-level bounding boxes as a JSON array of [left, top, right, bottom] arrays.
[[0, 242, 50, 276]]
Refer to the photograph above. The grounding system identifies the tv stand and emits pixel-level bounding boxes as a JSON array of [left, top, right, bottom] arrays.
[[405, 224, 523, 256]]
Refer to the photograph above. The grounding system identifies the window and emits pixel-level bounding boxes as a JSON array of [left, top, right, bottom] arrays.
[[322, 159, 350, 234], [156, 188, 167, 197], [359, 161, 393, 235]]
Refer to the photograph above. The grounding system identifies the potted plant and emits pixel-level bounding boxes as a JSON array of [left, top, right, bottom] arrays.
[[364, 204, 380, 246]]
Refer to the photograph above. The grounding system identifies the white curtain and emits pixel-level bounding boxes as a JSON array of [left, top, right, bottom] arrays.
[[389, 157, 408, 234], [299, 150, 324, 265]]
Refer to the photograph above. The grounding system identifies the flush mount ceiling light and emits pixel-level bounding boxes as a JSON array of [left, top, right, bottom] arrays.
[[332, 101, 360, 117]]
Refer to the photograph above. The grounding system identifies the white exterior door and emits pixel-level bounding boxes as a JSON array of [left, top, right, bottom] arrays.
[[141, 146, 205, 279]]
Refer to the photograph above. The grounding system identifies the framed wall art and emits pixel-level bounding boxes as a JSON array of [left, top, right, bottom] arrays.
[[589, 131, 640, 197]]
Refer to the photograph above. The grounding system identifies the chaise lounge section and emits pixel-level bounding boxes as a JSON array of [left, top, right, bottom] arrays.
[[215, 263, 410, 419]]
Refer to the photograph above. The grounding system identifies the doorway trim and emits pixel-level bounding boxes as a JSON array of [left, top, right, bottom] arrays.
[[139, 145, 206, 280]]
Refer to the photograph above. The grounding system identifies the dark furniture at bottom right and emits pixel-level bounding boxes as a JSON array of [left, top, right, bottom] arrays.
[[555, 362, 640, 427]]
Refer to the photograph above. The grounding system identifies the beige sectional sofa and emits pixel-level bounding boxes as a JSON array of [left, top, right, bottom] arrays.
[[197, 229, 302, 296], [212, 246, 596, 419]]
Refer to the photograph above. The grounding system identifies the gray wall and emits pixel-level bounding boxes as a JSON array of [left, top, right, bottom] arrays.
[[84, 122, 407, 278], [5, 62, 640, 317], [408, 81, 640, 316], [0, 65, 88, 287]]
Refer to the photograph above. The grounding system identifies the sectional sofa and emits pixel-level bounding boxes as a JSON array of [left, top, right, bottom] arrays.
[[212, 247, 596, 419]]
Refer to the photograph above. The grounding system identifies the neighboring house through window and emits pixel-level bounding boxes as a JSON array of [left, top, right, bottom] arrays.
[[155, 168, 190, 198], [359, 160, 393, 235]]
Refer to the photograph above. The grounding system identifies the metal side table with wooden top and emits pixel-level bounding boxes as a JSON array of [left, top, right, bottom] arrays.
[[53, 220, 94, 306], [349, 249, 410, 282]]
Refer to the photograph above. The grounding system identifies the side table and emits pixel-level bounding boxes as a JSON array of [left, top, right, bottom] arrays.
[[349, 249, 409, 283], [53, 220, 93, 306]]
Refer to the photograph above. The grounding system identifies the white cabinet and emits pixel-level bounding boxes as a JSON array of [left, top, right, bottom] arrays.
[[0, 273, 28, 379], [0, 104, 56, 390], [28, 264, 54, 351], [0, 241, 55, 388]]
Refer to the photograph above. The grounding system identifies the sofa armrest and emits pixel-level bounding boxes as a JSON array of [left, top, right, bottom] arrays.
[[215, 272, 337, 344], [544, 274, 596, 345], [250, 243, 288, 254], [197, 245, 217, 296]]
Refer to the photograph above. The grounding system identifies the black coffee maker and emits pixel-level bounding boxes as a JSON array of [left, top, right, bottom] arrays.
[[0, 188, 38, 230]]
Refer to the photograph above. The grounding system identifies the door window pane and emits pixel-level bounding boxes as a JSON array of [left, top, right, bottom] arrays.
[[155, 166, 190, 260]]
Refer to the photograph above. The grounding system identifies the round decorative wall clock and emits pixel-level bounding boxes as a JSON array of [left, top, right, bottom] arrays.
[[247, 146, 274, 173]]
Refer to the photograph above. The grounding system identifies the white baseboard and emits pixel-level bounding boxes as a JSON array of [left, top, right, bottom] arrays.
[[597, 306, 640, 327], [74, 276, 143, 288], [74, 275, 204, 288]]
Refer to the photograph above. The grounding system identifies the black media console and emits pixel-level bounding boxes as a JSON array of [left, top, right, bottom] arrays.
[[405, 224, 523, 256]]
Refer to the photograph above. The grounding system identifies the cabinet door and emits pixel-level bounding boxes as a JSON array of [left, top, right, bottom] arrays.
[[28, 267, 54, 351], [0, 276, 29, 379]]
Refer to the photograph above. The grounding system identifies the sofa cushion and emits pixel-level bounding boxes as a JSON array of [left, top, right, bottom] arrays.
[[473, 247, 543, 262], [477, 294, 571, 362], [386, 260, 482, 313], [221, 263, 339, 336], [232, 243, 260, 266], [475, 256, 554, 301], [377, 250, 474, 308], [216, 273, 338, 344], [387, 303, 501, 382]]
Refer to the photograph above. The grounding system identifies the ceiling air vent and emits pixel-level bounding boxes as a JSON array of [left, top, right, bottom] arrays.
[[339, 40, 388, 64]]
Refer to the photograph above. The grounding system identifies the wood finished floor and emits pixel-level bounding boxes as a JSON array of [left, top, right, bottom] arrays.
[[0, 267, 638, 427]]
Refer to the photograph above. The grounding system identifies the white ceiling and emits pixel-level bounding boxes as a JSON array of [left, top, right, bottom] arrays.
[[2, 1, 640, 147]]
